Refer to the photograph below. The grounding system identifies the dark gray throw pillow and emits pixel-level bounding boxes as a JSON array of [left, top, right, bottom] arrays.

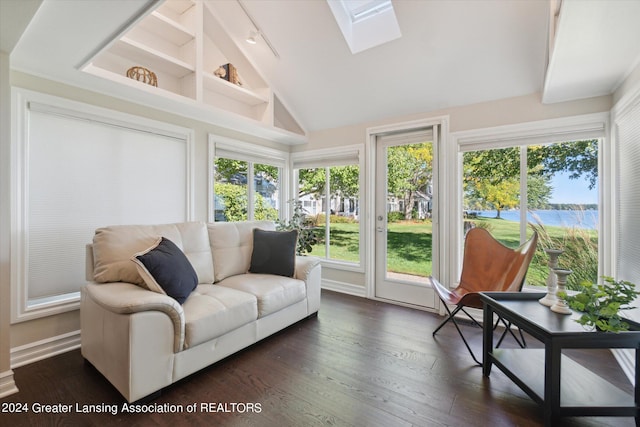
[[249, 229, 298, 277], [132, 237, 198, 304]]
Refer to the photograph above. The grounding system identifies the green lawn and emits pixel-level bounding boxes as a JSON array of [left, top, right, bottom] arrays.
[[310, 218, 598, 289]]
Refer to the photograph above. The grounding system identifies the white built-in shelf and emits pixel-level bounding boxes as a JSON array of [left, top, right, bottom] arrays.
[[83, 63, 194, 103], [138, 11, 195, 46], [203, 74, 268, 106], [158, 0, 195, 20], [83, 0, 306, 143], [113, 37, 194, 78]]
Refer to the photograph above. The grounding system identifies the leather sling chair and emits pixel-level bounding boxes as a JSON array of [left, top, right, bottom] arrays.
[[431, 228, 539, 365]]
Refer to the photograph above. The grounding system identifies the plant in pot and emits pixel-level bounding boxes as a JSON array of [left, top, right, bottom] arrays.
[[276, 200, 320, 255], [558, 276, 639, 332]]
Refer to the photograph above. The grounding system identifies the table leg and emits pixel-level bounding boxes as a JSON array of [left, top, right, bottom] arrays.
[[482, 303, 494, 376], [544, 342, 562, 426], [635, 347, 639, 426]]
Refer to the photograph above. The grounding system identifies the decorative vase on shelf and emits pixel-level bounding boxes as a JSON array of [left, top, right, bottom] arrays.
[[550, 269, 573, 314], [539, 249, 564, 306], [126, 66, 157, 87]]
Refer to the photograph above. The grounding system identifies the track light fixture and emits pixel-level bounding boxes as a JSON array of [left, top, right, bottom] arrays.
[[237, 0, 279, 58]]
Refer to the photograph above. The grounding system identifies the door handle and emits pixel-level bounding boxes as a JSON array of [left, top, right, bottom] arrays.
[[377, 227, 384, 232]]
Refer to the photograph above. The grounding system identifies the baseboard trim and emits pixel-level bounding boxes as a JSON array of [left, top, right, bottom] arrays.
[[11, 330, 80, 369], [322, 279, 366, 297], [0, 369, 18, 398]]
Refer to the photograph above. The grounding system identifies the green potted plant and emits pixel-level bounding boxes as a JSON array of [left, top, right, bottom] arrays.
[[276, 200, 320, 255], [559, 276, 639, 332]]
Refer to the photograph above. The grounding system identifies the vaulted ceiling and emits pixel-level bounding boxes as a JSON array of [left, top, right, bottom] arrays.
[[4, 0, 640, 134]]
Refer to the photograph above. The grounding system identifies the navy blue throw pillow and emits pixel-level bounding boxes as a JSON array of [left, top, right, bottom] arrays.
[[249, 229, 298, 277], [133, 237, 198, 304]]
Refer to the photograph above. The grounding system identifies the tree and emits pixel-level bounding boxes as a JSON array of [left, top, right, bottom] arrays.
[[298, 168, 326, 199], [298, 165, 359, 215], [475, 178, 520, 218], [214, 157, 279, 221], [214, 182, 247, 221], [529, 140, 598, 189], [463, 147, 520, 217], [214, 158, 247, 182], [527, 175, 552, 209], [463, 141, 598, 189], [387, 143, 433, 219], [214, 182, 277, 221], [463, 140, 597, 215], [214, 158, 279, 184]]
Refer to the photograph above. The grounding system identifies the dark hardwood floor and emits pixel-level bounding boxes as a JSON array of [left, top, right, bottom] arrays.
[[0, 290, 635, 426]]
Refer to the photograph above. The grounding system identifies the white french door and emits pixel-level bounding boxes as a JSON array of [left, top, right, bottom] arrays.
[[374, 128, 438, 309]]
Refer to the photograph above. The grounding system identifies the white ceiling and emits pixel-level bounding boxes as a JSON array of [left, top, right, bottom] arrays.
[[543, 0, 640, 104], [4, 0, 640, 134]]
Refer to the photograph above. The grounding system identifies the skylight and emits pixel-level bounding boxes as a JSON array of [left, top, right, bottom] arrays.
[[327, 0, 401, 54], [347, 0, 393, 23]]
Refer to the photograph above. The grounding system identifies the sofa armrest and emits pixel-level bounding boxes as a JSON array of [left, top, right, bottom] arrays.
[[83, 282, 185, 352], [294, 256, 321, 314], [294, 256, 320, 281]]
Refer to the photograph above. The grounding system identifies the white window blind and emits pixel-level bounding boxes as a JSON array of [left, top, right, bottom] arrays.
[[616, 103, 640, 284], [13, 91, 192, 321], [457, 115, 606, 152], [213, 140, 287, 168], [292, 146, 361, 169], [376, 128, 434, 146]]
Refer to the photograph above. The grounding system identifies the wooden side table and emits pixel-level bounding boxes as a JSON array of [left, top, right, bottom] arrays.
[[481, 291, 640, 426]]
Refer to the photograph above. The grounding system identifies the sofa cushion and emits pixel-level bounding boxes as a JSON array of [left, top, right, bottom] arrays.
[[182, 285, 258, 348], [92, 222, 214, 287], [249, 229, 297, 277], [207, 221, 275, 282], [217, 273, 306, 318], [132, 237, 198, 304]]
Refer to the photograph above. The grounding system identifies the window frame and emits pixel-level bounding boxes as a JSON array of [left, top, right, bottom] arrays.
[[208, 134, 289, 223], [450, 113, 611, 288], [291, 144, 365, 271]]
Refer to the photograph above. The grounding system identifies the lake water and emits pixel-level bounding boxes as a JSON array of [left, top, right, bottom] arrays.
[[473, 209, 598, 229]]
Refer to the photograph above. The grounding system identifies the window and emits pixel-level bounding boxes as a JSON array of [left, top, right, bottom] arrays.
[[209, 136, 287, 223], [456, 114, 607, 291], [462, 141, 599, 289], [12, 90, 193, 322], [292, 145, 363, 266]]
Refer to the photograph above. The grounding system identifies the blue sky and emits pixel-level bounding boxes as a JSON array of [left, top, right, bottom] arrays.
[[549, 172, 598, 204]]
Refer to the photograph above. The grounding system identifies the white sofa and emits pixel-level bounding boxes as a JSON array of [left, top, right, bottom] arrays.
[[80, 220, 321, 402]]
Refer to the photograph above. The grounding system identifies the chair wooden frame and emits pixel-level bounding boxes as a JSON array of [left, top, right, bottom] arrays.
[[431, 228, 538, 365]]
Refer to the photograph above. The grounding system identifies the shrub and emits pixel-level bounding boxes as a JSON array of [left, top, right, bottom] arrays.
[[472, 220, 493, 232], [313, 213, 357, 225], [214, 183, 278, 222], [276, 200, 320, 255], [387, 212, 405, 223], [528, 220, 598, 290]]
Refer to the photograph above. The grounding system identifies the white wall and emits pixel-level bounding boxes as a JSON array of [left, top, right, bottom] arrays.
[[0, 52, 18, 397], [299, 92, 612, 297], [614, 62, 640, 105], [4, 69, 616, 367], [295, 92, 612, 152], [7, 71, 290, 358]]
